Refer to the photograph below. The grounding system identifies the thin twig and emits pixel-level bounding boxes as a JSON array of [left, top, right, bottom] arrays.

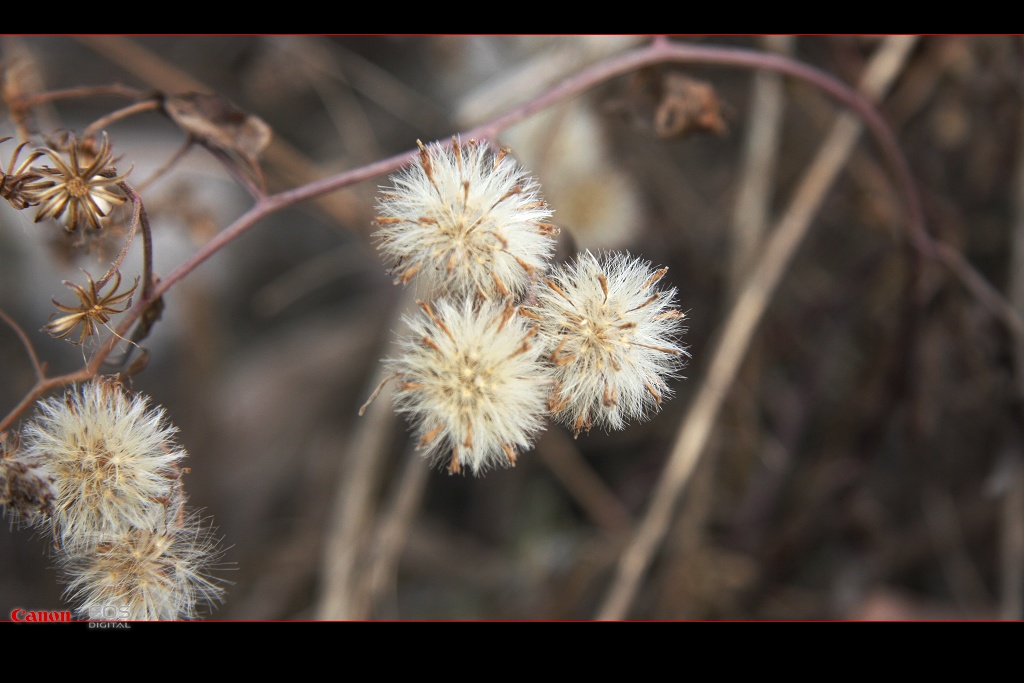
[[316, 289, 409, 619], [109, 38, 940, 348], [729, 35, 792, 302], [10, 83, 148, 109], [96, 186, 141, 291], [104, 183, 154, 302], [0, 308, 46, 381], [596, 35, 921, 621], [131, 185, 155, 302], [0, 370, 93, 433], [82, 99, 161, 140], [135, 137, 193, 193], [535, 426, 632, 537]]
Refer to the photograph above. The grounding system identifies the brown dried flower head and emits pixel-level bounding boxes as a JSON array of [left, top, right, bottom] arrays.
[[0, 430, 56, 525], [43, 269, 138, 345], [0, 136, 44, 211], [30, 132, 130, 232]]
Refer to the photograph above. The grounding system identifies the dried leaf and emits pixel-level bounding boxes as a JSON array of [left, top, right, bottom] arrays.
[[654, 73, 728, 139], [162, 92, 272, 189]]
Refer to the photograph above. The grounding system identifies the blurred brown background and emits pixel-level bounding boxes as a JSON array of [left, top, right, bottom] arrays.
[[1, 35, 1021, 620]]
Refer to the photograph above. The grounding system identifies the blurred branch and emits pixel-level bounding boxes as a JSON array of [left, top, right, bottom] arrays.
[[316, 289, 409, 619], [597, 35, 921, 620], [83, 99, 161, 140], [921, 486, 992, 610], [361, 443, 431, 618], [9, 83, 148, 109], [89, 35, 981, 368], [135, 137, 192, 193], [535, 427, 632, 537], [1000, 463, 1024, 619], [1000, 50, 1024, 618], [729, 35, 792, 302], [328, 39, 448, 131]]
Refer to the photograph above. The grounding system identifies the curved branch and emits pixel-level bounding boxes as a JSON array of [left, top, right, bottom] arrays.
[[135, 40, 930, 331], [83, 99, 161, 140], [11, 83, 150, 109], [6, 37, 1016, 487]]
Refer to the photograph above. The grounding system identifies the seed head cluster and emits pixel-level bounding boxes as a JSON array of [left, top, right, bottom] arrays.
[[14, 379, 224, 619], [0, 131, 223, 619], [366, 139, 689, 475]]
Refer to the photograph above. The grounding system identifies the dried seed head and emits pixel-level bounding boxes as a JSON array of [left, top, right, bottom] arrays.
[[0, 136, 45, 211], [20, 379, 186, 550], [0, 430, 56, 525], [374, 138, 556, 301], [533, 251, 688, 436], [60, 513, 225, 621], [29, 132, 129, 232], [42, 269, 138, 346], [386, 298, 550, 475]]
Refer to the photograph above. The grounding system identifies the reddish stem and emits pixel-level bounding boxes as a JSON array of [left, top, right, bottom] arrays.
[[1, 38, 932, 429]]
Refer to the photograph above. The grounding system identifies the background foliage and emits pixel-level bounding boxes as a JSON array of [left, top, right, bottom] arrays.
[[1, 36, 1020, 619]]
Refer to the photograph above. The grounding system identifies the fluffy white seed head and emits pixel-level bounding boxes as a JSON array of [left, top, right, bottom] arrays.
[[60, 512, 225, 621], [20, 379, 186, 550], [374, 138, 556, 301], [386, 298, 550, 475], [533, 251, 688, 436]]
